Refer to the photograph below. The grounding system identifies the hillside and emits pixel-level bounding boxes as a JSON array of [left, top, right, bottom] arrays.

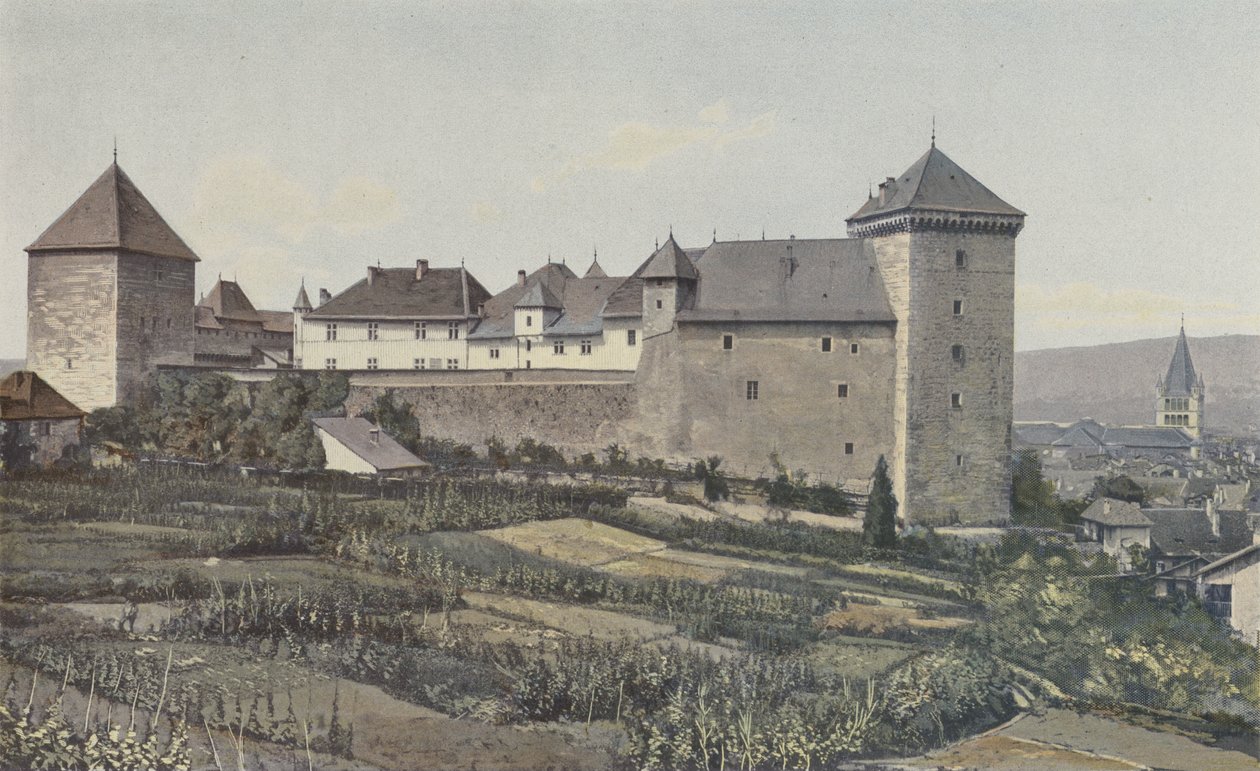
[[1015, 334, 1260, 434]]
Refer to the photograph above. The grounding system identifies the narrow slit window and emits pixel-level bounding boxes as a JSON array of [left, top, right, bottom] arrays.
[[821, 337, 832, 352], [850, 342, 859, 354], [953, 300, 964, 316], [955, 249, 967, 268], [844, 442, 854, 455], [722, 334, 733, 350], [951, 344, 964, 362], [951, 392, 963, 409]]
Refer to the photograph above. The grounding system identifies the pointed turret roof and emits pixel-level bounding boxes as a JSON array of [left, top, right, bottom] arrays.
[[847, 146, 1025, 222], [638, 235, 698, 280], [584, 256, 607, 279], [514, 279, 563, 309], [200, 279, 259, 322], [1162, 325, 1200, 397], [293, 282, 313, 311], [26, 163, 200, 261]]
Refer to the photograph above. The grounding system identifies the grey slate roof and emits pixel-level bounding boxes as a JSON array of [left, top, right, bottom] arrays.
[[1145, 507, 1254, 557], [583, 258, 607, 279], [470, 263, 627, 340], [1080, 498, 1152, 527], [1162, 327, 1200, 397], [514, 281, 563, 309], [306, 266, 491, 320], [201, 280, 259, 322], [675, 238, 896, 323], [27, 163, 200, 262], [847, 146, 1025, 222], [1196, 543, 1260, 578], [1013, 422, 1074, 446], [293, 283, 313, 311], [639, 236, 699, 280], [1099, 427, 1193, 449], [312, 417, 429, 472], [601, 277, 644, 318]]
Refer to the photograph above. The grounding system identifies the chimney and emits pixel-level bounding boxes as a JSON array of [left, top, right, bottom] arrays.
[[367, 266, 380, 286], [319, 288, 332, 305], [368, 424, 380, 446], [477, 303, 486, 317], [1206, 498, 1219, 537], [878, 177, 895, 206], [416, 259, 429, 280], [517, 269, 527, 286]]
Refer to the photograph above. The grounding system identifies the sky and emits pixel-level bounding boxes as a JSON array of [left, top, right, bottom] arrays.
[[1, 1, 1257, 358]]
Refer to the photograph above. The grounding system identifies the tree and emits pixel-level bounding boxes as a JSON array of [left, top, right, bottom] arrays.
[[361, 390, 422, 453], [0, 422, 33, 474], [1090, 475, 1147, 506], [1010, 449, 1061, 527], [694, 456, 730, 502], [863, 455, 898, 548]]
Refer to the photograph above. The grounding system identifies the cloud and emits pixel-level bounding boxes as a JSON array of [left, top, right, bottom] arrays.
[[533, 100, 777, 191], [189, 155, 400, 245], [1016, 282, 1260, 332], [471, 200, 505, 223]]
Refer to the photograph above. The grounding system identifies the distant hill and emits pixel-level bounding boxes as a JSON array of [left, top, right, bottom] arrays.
[[1015, 335, 1260, 435], [0, 359, 24, 378]]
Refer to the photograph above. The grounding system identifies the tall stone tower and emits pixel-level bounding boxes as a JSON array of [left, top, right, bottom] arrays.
[[1155, 323, 1204, 437], [25, 162, 199, 410], [846, 145, 1025, 524]]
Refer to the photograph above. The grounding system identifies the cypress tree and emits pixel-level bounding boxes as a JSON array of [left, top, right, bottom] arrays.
[[863, 455, 898, 549]]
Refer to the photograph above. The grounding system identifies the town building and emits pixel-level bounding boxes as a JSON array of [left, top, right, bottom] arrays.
[[0, 371, 86, 469], [25, 162, 198, 410], [311, 416, 429, 476], [1195, 539, 1260, 647], [195, 278, 294, 368], [294, 262, 491, 372], [1077, 498, 1152, 571]]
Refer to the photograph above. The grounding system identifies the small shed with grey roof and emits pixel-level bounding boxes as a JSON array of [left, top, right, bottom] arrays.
[[1078, 498, 1152, 571], [312, 417, 429, 475]]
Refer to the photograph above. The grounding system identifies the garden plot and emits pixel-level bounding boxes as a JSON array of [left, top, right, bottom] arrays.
[[626, 495, 723, 522], [899, 734, 1139, 770], [821, 604, 971, 636], [805, 634, 921, 680], [479, 518, 665, 567], [600, 548, 811, 584], [837, 562, 965, 593], [139, 555, 419, 594], [463, 592, 677, 641]]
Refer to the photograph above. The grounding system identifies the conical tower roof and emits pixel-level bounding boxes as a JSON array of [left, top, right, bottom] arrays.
[[27, 163, 200, 261], [637, 234, 698, 280], [1162, 325, 1199, 397], [847, 146, 1024, 222], [293, 282, 313, 311], [584, 256, 607, 279]]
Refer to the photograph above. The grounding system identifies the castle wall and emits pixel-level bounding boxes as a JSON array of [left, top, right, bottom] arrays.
[[26, 251, 119, 410], [633, 320, 898, 483], [115, 252, 196, 404], [345, 378, 636, 455]]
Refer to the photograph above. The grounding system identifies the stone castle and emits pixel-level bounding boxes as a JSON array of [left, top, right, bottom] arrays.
[[25, 144, 1025, 524]]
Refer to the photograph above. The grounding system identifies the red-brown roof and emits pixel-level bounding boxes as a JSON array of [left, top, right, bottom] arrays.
[[0, 371, 87, 420], [27, 163, 200, 262]]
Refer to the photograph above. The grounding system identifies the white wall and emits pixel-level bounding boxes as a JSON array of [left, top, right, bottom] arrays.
[[315, 426, 377, 474]]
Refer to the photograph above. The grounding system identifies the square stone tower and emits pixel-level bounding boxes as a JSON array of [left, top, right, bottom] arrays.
[[846, 145, 1025, 524], [1155, 323, 1205, 438], [25, 162, 199, 410]]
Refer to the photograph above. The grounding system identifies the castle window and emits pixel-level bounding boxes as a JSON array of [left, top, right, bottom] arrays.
[[656, 299, 663, 309], [951, 392, 963, 409], [325, 358, 337, 370], [722, 334, 734, 351], [525, 340, 532, 352], [956, 454, 965, 467], [152, 318, 157, 331], [627, 330, 637, 346], [446, 358, 460, 370], [553, 341, 565, 355], [166, 318, 171, 329], [951, 344, 965, 363], [526, 360, 532, 369], [580, 340, 592, 355], [526, 315, 533, 328], [837, 383, 849, 398], [448, 322, 460, 340], [953, 300, 964, 316], [65, 358, 73, 370], [415, 321, 426, 340], [821, 337, 832, 352], [366, 357, 379, 370], [367, 322, 379, 340], [40, 422, 51, 437], [746, 380, 759, 400], [414, 358, 424, 370], [489, 348, 501, 359], [955, 249, 967, 268], [844, 442, 854, 455], [850, 342, 859, 354], [140, 315, 146, 330], [326, 323, 337, 341]]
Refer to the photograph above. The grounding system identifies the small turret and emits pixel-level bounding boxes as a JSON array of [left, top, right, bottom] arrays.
[[639, 233, 697, 338], [293, 280, 313, 314]]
